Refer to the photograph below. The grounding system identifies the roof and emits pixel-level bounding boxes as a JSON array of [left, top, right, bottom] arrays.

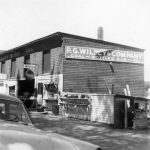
[[0, 93, 22, 103], [58, 32, 145, 51], [115, 94, 150, 101], [0, 32, 145, 56]]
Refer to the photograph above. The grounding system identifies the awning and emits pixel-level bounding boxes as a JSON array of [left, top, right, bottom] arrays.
[[115, 94, 150, 101]]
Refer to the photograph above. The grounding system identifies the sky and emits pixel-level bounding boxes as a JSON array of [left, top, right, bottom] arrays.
[[0, 0, 150, 80]]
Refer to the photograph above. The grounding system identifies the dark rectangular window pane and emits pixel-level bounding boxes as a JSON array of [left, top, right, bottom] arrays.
[[1, 62, 5, 73], [11, 59, 16, 77], [43, 51, 50, 74], [38, 83, 43, 94]]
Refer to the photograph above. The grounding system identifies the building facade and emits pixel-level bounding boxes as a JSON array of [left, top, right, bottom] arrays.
[[0, 32, 145, 110]]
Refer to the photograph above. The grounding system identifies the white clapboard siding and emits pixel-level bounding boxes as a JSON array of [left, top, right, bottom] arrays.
[[90, 94, 114, 124]]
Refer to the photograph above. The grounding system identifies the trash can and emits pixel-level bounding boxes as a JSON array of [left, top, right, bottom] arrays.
[[52, 105, 59, 115]]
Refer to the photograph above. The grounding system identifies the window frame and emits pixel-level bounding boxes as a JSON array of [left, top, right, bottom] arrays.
[[10, 59, 16, 78], [1, 61, 5, 73], [0, 98, 32, 124], [43, 50, 51, 74]]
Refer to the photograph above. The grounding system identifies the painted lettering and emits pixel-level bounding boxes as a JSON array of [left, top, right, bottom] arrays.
[[66, 46, 72, 53], [80, 48, 87, 55]]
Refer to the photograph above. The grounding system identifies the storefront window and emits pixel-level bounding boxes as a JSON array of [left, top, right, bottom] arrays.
[[43, 50, 50, 74]]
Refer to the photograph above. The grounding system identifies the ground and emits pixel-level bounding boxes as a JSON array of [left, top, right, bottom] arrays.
[[30, 111, 150, 150]]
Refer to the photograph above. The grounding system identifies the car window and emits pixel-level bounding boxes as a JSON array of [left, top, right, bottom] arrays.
[[0, 99, 32, 124], [0, 103, 6, 119], [9, 102, 25, 122]]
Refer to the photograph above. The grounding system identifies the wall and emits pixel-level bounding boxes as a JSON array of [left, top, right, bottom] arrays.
[[51, 47, 63, 75], [90, 94, 114, 124], [59, 97, 91, 120], [16, 56, 24, 79], [29, 47, 63, 76], [59, 94, 114, 124], [30, 51, 43, 76], [5, 60, 11, 79], [0, 46, 63, 99], [62, 37, 144, 97]]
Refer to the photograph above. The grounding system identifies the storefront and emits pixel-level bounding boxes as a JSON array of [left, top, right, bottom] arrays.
[[35, 74, 63, 110]]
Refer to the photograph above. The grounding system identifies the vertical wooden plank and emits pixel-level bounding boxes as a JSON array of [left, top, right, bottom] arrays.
[[124, 99, 127, 128]]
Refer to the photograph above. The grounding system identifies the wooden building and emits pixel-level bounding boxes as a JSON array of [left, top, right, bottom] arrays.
[[0, 32, 145, 127]]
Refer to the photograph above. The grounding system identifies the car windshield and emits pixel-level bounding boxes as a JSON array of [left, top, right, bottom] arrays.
[[0, 99, 32, 124]]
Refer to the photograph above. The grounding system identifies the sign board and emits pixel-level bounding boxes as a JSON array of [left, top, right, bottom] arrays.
[[37, 75, 58, 84], [24, 64, 36, 70], [65, 46, 144, 64]]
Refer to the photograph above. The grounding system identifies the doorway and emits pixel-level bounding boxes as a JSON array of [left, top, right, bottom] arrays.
[[18, 79, 35, 108]]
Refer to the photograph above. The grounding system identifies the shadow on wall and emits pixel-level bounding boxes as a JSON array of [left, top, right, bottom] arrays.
[[87, 78, 111, 94]]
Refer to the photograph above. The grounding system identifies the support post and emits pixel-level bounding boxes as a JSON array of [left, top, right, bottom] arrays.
[[124, 99, 128, 128]]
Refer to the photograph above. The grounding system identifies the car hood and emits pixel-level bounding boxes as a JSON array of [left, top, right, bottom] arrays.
[[0, 121, 101, 150]]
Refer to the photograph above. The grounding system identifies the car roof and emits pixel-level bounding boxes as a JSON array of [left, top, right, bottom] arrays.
[[0, 93, 23, 103]]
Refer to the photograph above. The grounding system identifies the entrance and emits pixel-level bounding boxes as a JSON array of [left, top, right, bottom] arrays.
[[114, 95, 149, 129], [18, 79, 35, 109], [114, 97, 125, 128]]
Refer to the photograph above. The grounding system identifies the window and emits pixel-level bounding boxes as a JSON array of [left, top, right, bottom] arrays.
[[11, 59, 16, 77], [1, 61, 5, 73], [0, 99, 32, 124], [24, 55, 30, 64], [10, 103, 21, 119], [0, 101, 6, 120], [9, 102, 30, 123], [43, 50, 50, 74]]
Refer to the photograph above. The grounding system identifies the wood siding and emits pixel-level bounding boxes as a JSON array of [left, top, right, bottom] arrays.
[[91, 94, 114, 124], [30, 51, 43, 76], [5, 60, 11, 79], [51, 47, 63, 75], [16, 56, 24, 79], [62, 37, 144, 97]]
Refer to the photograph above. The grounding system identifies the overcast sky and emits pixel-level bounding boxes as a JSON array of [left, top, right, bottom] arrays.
[[0, 0, 150, 80]]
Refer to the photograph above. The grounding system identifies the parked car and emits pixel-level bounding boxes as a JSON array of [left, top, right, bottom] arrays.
[[0, 93, 102, 150]]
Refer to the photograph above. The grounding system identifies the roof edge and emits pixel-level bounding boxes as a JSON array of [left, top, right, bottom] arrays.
[[58, 32, 145, 51], [0, 31, 145, 56]]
